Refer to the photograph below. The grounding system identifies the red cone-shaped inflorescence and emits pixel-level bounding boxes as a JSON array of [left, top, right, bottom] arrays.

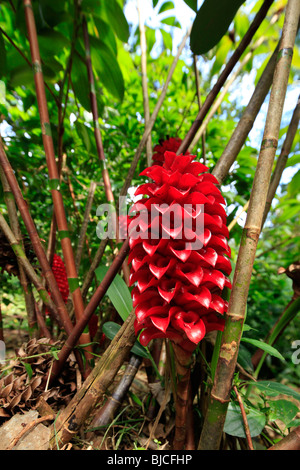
[[46, 254, 69, 315], [152, 137, 189, 166], [128, 150, 232, 353]]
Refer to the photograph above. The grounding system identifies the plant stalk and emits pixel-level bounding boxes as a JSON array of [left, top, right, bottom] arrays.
[[23, 0, 92, 363], [178, 0, 274, 156], [198, 0, 299, 450]]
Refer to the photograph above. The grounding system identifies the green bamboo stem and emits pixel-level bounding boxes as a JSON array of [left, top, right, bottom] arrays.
[[189, 36, 267, 154], [198, 0, 299, 450], [177, 0, 274, 156], [262, 94, 300, 227], [23, 0, 92, 362], [212, 41, 278, 183]]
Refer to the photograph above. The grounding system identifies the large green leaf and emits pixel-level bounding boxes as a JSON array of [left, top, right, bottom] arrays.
[[268, 399, 299, 426], [0, 31, 7, 78], [86, 0, 129, 43], [224, 401, 266, 438], [89, 36, 125, 102], [95, 265, 133, 321], [183, 0, 197, 12], [250, 381, 300, 401], [190, 0, 246, 55], [241, 337, 285, 362], [102, 321, 148, 358]]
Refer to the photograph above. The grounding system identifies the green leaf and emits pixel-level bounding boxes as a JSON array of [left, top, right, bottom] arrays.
[[160, 16, 181, 28], [241, 337, 285, 362], [0, 31, 7, 79], [95, 265, 132, 321], [75, 120, 92, 153], [237, 343, 254, 373], [158, 2, 175, 14], [21, 361, 33, 380], [102, 321, 149, 358], [37, 29, 68, 56], [71, 53, 90, 110], [285, 153, 300, 168], [190, 0, 245, 54], [250, 381, 300, 401], [224, 401, 266, 438], [90, 36, 125, 101], [183, 0, 197, 12], [95, 0, 129, 43], [268, 399, 299, 426]]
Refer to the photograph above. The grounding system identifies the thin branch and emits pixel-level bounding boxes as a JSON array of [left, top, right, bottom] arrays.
[[137, 0, 152, 167], [262, 93, 300, 227], [189, 36, 266, 153], [212, 41, 278, 184], [193, 55, 206, 163], [233, 385, 254, 450], [177, 0, 274, 155], [119, 25, 191, 199], [7, 414, 55, 450], [75, 180, 97, 271]]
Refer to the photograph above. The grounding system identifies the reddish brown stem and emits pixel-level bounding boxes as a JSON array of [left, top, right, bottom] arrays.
[[46, 238, 130, 385], [23, 0, 92, 366], [233, 385, 254, 450]]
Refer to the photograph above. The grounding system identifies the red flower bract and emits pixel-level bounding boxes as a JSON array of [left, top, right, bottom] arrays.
[[128, 149, 232, 352], [45, 254, 69, 315]]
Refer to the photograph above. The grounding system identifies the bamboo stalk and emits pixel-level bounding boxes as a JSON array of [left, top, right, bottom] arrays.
[[49, 310, 136, 449], [23, 0, 92, 362], [46, 238, 130, 385], [75, 180, 97, 271], [137, 0, 152, 167], [212, 42, 278, 184], [189, 36, 267, 153], [0, 211, 63, 328], [82, 15, 130, 284], [119, 25, 191, 199], [262, 94, 300, 226], [193, 55, 206, 163], [0, 145, 86, 374], [177, 0, 274, 155], [0, 165, 37, 335], [198, 0, 299, 450], [81, 238, 108, 301], [89, 354, 142, 430]]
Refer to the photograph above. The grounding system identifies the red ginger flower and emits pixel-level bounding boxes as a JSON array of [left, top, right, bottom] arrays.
[[128, 151, 232, 353], [152, 137, 189, 166], [46, 254, 69, 314]]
